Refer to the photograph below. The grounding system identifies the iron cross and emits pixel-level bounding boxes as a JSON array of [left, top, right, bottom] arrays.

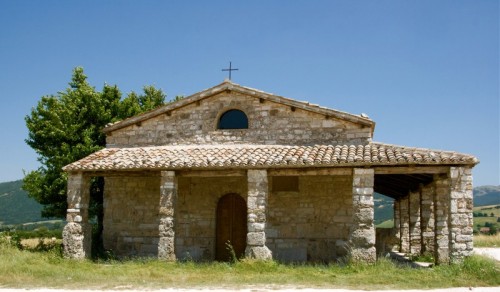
[[222, 62, 238, 80]]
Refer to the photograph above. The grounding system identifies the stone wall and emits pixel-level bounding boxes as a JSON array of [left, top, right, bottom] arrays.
[[266, 175, 353, 262], [349, 168, 376, 263], [399, 196, 410, 253], [421, 183, 435, 254], [103, 176, 161, 257], [101, 173, 357, 262], [434, 174, 451, 264], [106, 91, 372, 147], [449, 167, 474, 262], [409, 190, 422, 255], [63, 173, 92, 259], [175, 176, 247, 261]]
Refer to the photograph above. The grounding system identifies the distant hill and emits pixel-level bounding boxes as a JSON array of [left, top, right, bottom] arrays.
[[0, 180, 44, 225], [474, 185, 500, 206], [374, 193, 394, 225]]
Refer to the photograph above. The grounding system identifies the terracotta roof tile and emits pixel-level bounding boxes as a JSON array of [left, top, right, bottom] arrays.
[[63, 142, 478, 172]]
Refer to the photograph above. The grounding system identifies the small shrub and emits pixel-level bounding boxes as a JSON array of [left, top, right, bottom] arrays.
[[225, 241, 238, 263], [0, 231, 22, 249], [31, 238, 62, 253]]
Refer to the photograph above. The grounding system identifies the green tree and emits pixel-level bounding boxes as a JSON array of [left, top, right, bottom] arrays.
[[23, 67, 168, 241], [117, 85, 167, 118]]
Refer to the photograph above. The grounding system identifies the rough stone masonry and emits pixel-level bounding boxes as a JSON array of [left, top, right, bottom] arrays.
[[63, 80, 478, 264]]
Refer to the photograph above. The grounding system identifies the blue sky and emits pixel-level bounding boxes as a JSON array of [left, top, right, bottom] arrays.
[[0, 0, 498, 186]]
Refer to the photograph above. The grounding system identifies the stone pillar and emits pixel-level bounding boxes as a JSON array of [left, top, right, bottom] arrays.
[[399, 195, 410, 253], [63, 172, 92, 259], [349, 168, 376, 263], [409, 190, 422, 255], [449, 167, 474, 263], [393, 199, 401, 250], [421, 183, 435, 254], [158, 171, 177, 261], [434, 173, 450, 264], [245, 169, 272, 260]]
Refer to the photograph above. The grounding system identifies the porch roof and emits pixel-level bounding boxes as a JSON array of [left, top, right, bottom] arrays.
[[62, 142, 478, 172]]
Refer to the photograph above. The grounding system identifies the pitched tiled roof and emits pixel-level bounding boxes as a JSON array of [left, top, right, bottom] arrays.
[[63, 142, 478, 172]]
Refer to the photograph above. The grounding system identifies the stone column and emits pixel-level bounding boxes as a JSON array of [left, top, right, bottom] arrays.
[[349, 168, 376, 263], [421, 183, 435, 254], [434, 173, 450, 264], [63, 172, 92, 259], [393, 199, 401, 251], [158, 171, 177, 261], [245, 169, 272, 260], [449, 167, 474, 263], [399, 195, 410, 253], [409, 190, 422, 255]]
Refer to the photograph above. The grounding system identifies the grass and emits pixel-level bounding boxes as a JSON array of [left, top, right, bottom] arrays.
[[376, 219, 394, 228], [475, 233, 500, 248], [0, 239, 499, 290]]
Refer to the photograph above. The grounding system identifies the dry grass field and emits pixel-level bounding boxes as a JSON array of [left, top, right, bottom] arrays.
[[20, 238, 61, 249], [0, 235, 499, 290]]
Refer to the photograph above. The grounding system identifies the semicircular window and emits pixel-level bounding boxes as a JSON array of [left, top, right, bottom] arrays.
[[218, 109, 248, 129]]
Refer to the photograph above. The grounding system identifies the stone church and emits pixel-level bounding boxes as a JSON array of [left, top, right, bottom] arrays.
[[62, 80, 478, 264]]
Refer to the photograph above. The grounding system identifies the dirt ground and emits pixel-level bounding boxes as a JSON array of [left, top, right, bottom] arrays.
[[473, 247, 500, 261]]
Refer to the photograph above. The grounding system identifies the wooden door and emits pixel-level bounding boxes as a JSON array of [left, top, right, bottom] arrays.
[[216, 193, 247, 261]]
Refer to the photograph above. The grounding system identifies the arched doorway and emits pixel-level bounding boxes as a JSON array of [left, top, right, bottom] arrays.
[[216, 193, 247, 261]]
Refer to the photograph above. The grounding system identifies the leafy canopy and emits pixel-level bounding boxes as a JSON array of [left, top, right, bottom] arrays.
[[23, 67, 169, 218]]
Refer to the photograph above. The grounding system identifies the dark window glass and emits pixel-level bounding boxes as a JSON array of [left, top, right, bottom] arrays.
[[218, 109, 248, 129]]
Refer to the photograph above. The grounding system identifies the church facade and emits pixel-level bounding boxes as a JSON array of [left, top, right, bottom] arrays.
[[62, 80, 478, 264]]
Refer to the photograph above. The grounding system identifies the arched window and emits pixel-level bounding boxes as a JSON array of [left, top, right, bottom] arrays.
[[218, 109, 248, 129]]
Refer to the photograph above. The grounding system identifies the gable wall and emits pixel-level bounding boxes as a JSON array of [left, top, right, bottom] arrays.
[[106, 92, 372, 147]]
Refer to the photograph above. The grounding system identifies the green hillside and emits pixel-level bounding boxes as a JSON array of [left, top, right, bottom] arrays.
[[0, 180, 44, 225], [473, 204, 500, 234], [374, 192, 394, 225]]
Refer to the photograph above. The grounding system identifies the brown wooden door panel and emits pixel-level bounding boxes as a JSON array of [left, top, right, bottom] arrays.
[[216, 193, 247, 261]]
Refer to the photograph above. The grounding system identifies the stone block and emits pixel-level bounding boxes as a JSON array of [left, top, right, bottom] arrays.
[[455, 235, 472, 243], [62, 222, 92, 259], [265, 228, 278, 238], [247, 196, 258, 209], [435, 248, 450, 264], [349, 228, 375, 246], [349, 246, 376, 263], [353, 207, 374, 224], [248, 222, 265, 232], [247, 232, 266, 246], [158, 237, 176, 261], [159, 207, 174, 216], [245, 246, 272, 260]]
